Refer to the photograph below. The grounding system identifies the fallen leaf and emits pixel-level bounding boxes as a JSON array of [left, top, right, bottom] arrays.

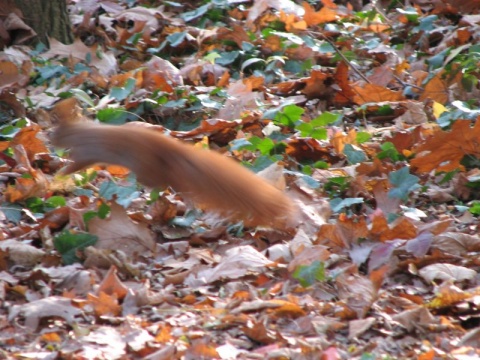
[[88, 202, 156, 256], [8, 296, 81, 330], [419, 263, 477, 283]]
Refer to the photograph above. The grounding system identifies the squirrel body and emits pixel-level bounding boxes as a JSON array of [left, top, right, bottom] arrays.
[[53, 122, 296, 227]]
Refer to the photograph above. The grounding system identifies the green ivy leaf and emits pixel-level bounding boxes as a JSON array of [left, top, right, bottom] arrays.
[[69, 88, 95, 107], [110, 78, 136, 101], [344, 144, 366, 164], [54, 231, 98, 264], [215, 50, 240, 66], [292, 261, 326, 287], [356, 132, 371, 144], [377, 142, 401, 161], [180, 3, 210, 22], [167, 31, 188, 47], [330, 197, 364, 213], [97, 107, 129, 124], [275, 104, 304, 127], [0, 202, 22, 224], [45, 196, 67, 209], [388, 167, 420, 201], [99, 175, 140, 208], [310, 112, 340, 126], [469, 201, 480, 215]]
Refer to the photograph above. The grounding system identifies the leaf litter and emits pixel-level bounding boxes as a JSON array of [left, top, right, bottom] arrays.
[[2, 0, 480, 358]]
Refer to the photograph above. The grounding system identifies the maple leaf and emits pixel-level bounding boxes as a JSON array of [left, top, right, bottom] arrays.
[[352, 83, 406, 104], [411, 120, 480, 173], [303, 2, 339, 26]]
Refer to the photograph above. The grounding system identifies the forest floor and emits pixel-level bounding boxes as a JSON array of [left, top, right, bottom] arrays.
[[2, 0, 480, 359]]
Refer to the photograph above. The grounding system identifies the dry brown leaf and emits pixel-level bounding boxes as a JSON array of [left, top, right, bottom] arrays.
[[2, 12, 37, 45], [411, 119, 480, 173], [317, 215, 369, 249], [419, 263, 477, 283], [185, 245, 272, 286], [88, 202, 156, 255], [303, 2, 338, 25], [187, 340, 220, 359], [459, 327, 480, 348], [395, 101, 428, 125], [392, 306, 435, 332], [79, 326, 126, 359], [432, 232, 480, 255], [302, 69, 337, 100], [242, 321, 276, 344], [8, 296, 82, 330], [0, 239, 45, 267], [370, 215, 417, 242], [10, 124, 48, 162], [97, 266, 129, 300], [334, 61, 355, 105], [0, 60, 30, 92], [427, 282, 471, 309], [368, 64, 395, 87], [43, 38, 117, 75], [348, 317, 376, 339], [330, 128, 357, 154], [87, 291, 122, 317], [287, 245, 330, 272], [4, 144, 49, 202], [420, 69, 462, 104], [352, 83, 406, 104]]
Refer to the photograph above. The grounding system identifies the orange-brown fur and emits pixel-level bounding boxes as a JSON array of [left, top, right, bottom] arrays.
[[52, 122, 296, 227]]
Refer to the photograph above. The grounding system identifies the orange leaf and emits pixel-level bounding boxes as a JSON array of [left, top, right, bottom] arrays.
[[269, 299, 306, 318], [155, 324, 173, 343], [317, 215, 369, 248], [87, 291, 121, 317], [411, 119, 480, 173], [352, 83, 406, 104], [331, 128, 357, 154], [303, 2, 338, 26], [418, 349, 435, 360], [334, 61, 355, 105], [11, 124, 49, 162], [419, 68, 461, 104], [279, 11, 306, 32], [41, 332, 62, 343], [97, 266, 129, 300]]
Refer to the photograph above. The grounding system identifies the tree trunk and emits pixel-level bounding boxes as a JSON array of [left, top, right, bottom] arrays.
[[1, 0, 73, 46]]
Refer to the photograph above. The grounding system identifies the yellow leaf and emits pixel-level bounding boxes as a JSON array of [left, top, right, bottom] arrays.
[[432, 101, 448, 119]]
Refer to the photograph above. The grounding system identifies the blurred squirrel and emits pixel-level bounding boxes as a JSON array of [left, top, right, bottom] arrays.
[[52, 118, 296, 228]]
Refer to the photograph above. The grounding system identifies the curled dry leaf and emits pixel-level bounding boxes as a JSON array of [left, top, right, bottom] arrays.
[[432, 232, 480, 256], [97, 266, 129, 300], [9, 296, 82, 331], [392, 306, 436, 332], [336, 272, 379, 319], [0, 239, 44, 268], [88, 202, 156, 256], [43, 38, 117, 76], [419, 263, 477, 283], [79, 326, 127, 359], [428, 282, 471, 309], [185, 245, 272, 286], [348, 317, 376, 339]]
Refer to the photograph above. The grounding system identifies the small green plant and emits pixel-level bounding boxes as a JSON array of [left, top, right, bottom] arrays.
[[388, 167, 420, 201], [377, 142, 404, 162], [324, 176, 351, 198], [53, 230, 98, 264], [295, 112, 340, 139], [293, 261, 327, 287]]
